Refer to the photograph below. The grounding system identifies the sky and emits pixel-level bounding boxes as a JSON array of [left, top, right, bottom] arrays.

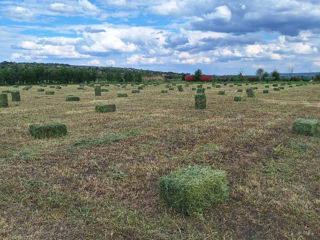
[[1, 0, 320, 75]]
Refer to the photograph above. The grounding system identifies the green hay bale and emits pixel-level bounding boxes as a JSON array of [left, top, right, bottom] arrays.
[[49, 85, 55, 88], [45, 91, 55, 95], [117, 93, 128, 98], [11, 91, 21, 102], [291, 118, 320, 137], [37, 88, 45, 92], [216, 85, 221, 88], [101, 88, 109, 92], [263, 90, 269, 94], [279, 87, 285, 90], [56, 86, 61, 89], [39, 84, 47, 87], [272, 84, 278, 87], [13, 85, 19, 88], [289, 85, 293, 88], [265, 85, 269, 88], [131, 90, 140, 93], [0, 94, 9, 108], [95, 86, 102, 96], [95, 104, 116, 113], [2, 90, 11, 94], [77, 87, 86, 90], [138, 86, 144, 90], [195, 93, 206, 109], [169, 87, 174, 90], [229, 85, 233, 87], [246, 88, 255, 97], [218, 91, 225, 95], [158, 165, 228, 214], [161, 90, 168, 93], [234, 96, 242, 102], [23, 86, 32, 91], [29, 122, 67, 139], [237, 89, 243, 92], [65, 95, 80, 101], [192, 87, 196, 91], [273, 88, 280, 91], [177, 85, 184, 92]]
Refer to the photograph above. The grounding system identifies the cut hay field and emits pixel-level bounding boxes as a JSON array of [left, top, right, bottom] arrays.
[[0, 82, 319, 239]]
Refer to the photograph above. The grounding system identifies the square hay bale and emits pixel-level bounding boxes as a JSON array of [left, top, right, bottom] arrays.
[[0, 93, 9, 108], [263, 90, 269, 94], [117, 93, 128, 97], [234, 96, 242, 102], [37, 88, 45, 92], [95, 104, 116, 113], [65, 95, 80, 101], [161, 90, 168, 93], [45, 91, 55, 95], [131, 90, 140, 93], [29, 122, 67, 139], [177, 85, 184, 92], [158, 165, 228, 214], [11, 91, 21, 102], [237, 89, 243, 92], [273, 88, 280, 91], [218, 91, 225, 95], [23, 86, 32, 91], [246, 88, 255, 97], [101, 88, 109, 92], [195, 93, 206, 109], [95, 86, 102, 96], [291, 118, 320, 137]]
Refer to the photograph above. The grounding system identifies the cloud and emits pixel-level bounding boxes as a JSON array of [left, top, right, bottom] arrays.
[[3, 6, 34, 21], [204, 5, 232, 22], [127, 54, 157, 64]]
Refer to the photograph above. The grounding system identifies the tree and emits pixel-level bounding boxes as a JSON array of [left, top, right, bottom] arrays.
[[134, 72, 142, 82], [193, 69, 202, 82], [124, 71, 133, 82], [272, 70, 280, 81], [262, 72, 269, 80], [256, 68, 264, 80]]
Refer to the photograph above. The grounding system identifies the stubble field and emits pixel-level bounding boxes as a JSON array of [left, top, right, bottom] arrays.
[[0, 82, 319, 239]]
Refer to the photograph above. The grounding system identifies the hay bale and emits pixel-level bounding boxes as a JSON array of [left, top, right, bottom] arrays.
[[291, 118, 320, 137], [65, 95, 80, 101], [101, 88, 109, 92], [169, 87, 174, 90], [23, 86, 32, 91], [263, 90, 269, 94], [273, 88, 280, 91], [161, 90, 168, 93], [56, 86, 62, 89], [234, 96, 242, 102], [77, 87, 85, 90], [131, 90, 140, 93], [218, 91, 225, 95], [95, 104, 116, 113], [37, 88, 45, 92], [216, 85, 221, 88], [246, 88, 255, 97], [11, 91, 21, 101], [158, 165, 228, 214], [192, 87, 196, 91], [95, 86, 101, 96], [0, 94, 9, 108], [117, 93, 128, 97], [195, 93, 206, 109], [237, 89, 243, 92], [265, 85, 269, 88], [279, 87, 285, 90], [29, 122, 67, 139], [45, 91, 55, 95], [49, 85, 55, 88], [177, 85, 184, 92]]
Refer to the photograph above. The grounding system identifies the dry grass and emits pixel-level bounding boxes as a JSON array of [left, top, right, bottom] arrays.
[[0, 83, 319, 239]]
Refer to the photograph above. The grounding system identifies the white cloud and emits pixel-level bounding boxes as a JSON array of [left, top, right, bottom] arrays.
[[205, 5, 232, 22], [4, 6, 34, 21], [106, 59, 115, 66], [88, 59, 101, 65], [127, 54, 157, 64]]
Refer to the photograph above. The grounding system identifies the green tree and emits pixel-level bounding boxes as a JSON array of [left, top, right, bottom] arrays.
[[272, 70, 280, 81], [124, 71, 133, 82], [256, 68, 264, 80], [193, 69, 202, 82]]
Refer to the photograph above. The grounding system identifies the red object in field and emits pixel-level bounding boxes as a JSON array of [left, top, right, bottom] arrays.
[[200, 75, 212, 82], [185, 75, 193, 82]]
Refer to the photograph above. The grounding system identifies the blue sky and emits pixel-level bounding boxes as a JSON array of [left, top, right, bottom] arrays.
[[1, 0, 320, 75]]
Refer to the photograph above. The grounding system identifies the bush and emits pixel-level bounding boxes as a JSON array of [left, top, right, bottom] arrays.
[[45, 91, 55, 95], [11, 91, 21, 102], [95, 104, 116, 113], [29, 122, 67, 139], [65, 95, 80, 101], [117, 93, 128, 98], [195, 93, 206, 109], [95, 86, 101, 96], [0, 93, 8, 108], [218, 91, 225, 95], [291, 118, 320, 137], [234, 96, 242, 102], [246, 88, 255, 98], [158, 165, 228, 214]]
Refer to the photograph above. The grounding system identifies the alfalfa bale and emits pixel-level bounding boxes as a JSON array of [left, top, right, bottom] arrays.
[[218, 91, 225, 95], [37, 88, 45, 92], [29, 122, 67, 139], [95, 86, 101, 96], [11, 91, 21, 102], [131, 90, 140, 93], [45, 91, 55, 95], [117, 93, 128, 97], [291, 118, 320, 137], [95, 104, 116, 113], [234, 96, 242, 102], [158, 165, 228, 214], [263, 90, 269, 94], [0, 94, 9, 108], [177, 85, 184, 92], [161, 90, 168, 93], [65, 95, 80, 101], [195, 93, 206, 109], [237, 89, 243, 93], [246, 88, 255, 97]]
